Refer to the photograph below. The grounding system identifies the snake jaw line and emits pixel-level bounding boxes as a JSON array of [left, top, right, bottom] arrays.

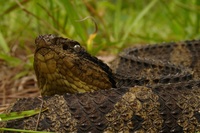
[[34, 34, 115, 96]]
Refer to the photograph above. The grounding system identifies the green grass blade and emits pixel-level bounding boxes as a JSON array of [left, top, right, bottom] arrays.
[[0, 128, 54, 133], [59, 0, 86, 41], [113, 0, 122, 40], [122, 0, 158, 44], [0, 108, 47, 121], [0, 31, 9, 53], [0, 54, 21, 66], [195, 0, 200, 34]]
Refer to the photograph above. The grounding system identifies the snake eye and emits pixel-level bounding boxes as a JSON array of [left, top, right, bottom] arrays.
[[74, 44, 81, 52]]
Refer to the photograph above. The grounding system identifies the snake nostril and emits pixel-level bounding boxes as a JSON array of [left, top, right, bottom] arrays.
[[35, 35, 43, 44]]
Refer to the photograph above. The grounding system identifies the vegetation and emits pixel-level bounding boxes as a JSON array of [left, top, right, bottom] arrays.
[[1, 0, 200, 67]]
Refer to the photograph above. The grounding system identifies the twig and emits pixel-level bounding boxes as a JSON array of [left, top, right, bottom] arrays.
[[35, 97, 44, 131]]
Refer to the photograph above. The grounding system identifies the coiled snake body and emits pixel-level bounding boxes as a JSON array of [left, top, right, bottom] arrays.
[[1, 35, 200, 133]]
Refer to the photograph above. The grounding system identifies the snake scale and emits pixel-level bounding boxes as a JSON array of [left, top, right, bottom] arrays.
[[1, 34, 200, 133]]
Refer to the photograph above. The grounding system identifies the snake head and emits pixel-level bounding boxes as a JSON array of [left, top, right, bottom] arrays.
[[35, 34, 85, 54], [34, 34, 116, 96]]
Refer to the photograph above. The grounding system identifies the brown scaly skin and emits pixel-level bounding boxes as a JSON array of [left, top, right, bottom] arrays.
[[115, 40, 200, 79], [113, 40, 200, 87], [1, 35, 200, 132], [34, 34, 116, 96]]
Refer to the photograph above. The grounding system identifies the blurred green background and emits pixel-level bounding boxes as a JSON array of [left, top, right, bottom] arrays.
[[0, 0, 200, 71]]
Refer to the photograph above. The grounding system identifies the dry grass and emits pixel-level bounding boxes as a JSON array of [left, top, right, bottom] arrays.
[[0, 62, 39, 113]]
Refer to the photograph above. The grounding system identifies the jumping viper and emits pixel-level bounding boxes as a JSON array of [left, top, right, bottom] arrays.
[[1, 34, 200, 133]]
